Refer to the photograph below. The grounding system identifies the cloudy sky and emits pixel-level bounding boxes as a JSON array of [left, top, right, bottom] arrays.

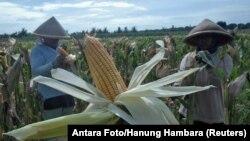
[[0, 0, 249, 34]]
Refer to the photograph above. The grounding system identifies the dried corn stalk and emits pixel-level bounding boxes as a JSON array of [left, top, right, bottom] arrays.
[[0, 128, 2, 138], [227, 44, 238, 58], [84, 35, 127, 101], [228, 73, 248, 101], [155, 61, 171, 78], [145, 44, 157, 57], [71, 37, 80, 50]]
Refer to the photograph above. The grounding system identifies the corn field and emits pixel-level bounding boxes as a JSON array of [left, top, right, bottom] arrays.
[[0, 33, 250, 140]]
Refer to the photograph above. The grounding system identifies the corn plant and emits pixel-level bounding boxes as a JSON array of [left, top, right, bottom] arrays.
[[0, 39, 42, 141], [4, 36, 212, 140]]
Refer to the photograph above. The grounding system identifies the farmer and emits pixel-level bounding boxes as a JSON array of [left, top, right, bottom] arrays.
[[30, 17, 75, 120], [178, 19, 234, 124]]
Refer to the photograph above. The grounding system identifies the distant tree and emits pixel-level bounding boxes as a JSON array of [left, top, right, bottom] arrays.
[[131, 26, 137, 33], [11, 32, 18, 37], [227, 23, 237, 29], [124, 27, 129, 33], [176, 27, 184, 31], [238, 23, 246, 29], [171, 25, 175, 32], [0, 33, 8, 38], [161, 27, 167, 32], [90, 28, 96, 34], [103, 27, 108, 33], [82, 30, 86, 35], [117, 27, 122, 33], [246, 23, 250, 29], [97, 28, 103, 33], [17, 28, 28, 37], [217, 21, 227, 29], [184, 26, 192, 30]]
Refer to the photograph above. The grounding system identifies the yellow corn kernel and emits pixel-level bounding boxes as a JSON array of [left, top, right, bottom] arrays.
[[84, 36, 127, 101]]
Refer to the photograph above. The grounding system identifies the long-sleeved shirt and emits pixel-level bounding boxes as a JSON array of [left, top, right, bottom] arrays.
[[30, 44, 67, 100], [179, 51, 233, 124]]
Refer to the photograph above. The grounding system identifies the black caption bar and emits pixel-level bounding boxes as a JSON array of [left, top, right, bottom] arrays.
[[68, 125, 249, 140]]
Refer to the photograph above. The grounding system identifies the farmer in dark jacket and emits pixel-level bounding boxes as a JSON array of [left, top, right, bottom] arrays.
[[30, 17, 75, 120], [178, 19, 234, 124]]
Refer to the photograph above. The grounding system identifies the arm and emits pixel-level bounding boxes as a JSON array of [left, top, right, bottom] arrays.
[[30, 47, 53, 77], [177, 52, 197, 118], [175, 52, 196, 86]]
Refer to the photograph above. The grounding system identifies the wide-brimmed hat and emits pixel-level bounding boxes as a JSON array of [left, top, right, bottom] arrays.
[[184, 19, 233, 47], [33, 16, 69, 39]]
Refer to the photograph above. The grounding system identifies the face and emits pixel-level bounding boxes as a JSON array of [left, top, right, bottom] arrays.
[[195, 35, 216, 50], [43, 38, 59, 48]]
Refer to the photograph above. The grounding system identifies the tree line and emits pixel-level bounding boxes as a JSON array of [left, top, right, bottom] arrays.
[[1, 21, 250, 39]]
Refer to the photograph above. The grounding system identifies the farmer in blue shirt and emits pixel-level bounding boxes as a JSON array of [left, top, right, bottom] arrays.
[[30, 17, 75, 120]]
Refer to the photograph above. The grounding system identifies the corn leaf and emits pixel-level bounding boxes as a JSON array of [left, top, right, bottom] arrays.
[[155, 40, 164, 48], [128, 48, 165, 89], [147, 97, 179, 124], [106, 103, 136, 124], [31, 76, 110, 105], [4, 110, 118, 140], [121, 68, 200, 96], [51, 68, 105, 98], [196, 51, 215, 67], [116, 97, 168, 124], [118, 86, 213, 98]]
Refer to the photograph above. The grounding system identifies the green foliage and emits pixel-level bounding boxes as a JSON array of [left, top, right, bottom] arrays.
[[1, 32, 250, 139], [231, 86, 250, 124]]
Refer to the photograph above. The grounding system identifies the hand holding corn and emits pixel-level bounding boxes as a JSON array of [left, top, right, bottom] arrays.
[[57, 47, 78, 74], [58, 47, 76, 63]]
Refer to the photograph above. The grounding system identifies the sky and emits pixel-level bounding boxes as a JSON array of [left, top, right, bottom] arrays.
[[0, 0, 250, 34]]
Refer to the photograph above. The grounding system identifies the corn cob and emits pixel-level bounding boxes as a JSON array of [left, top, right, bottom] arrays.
[[84, 35, 127, 101], [58, 47, 69, 57]]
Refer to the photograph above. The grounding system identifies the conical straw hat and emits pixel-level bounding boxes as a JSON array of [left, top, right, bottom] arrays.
[[184, 19, 233, 47], [33, 16, 69, 39]]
